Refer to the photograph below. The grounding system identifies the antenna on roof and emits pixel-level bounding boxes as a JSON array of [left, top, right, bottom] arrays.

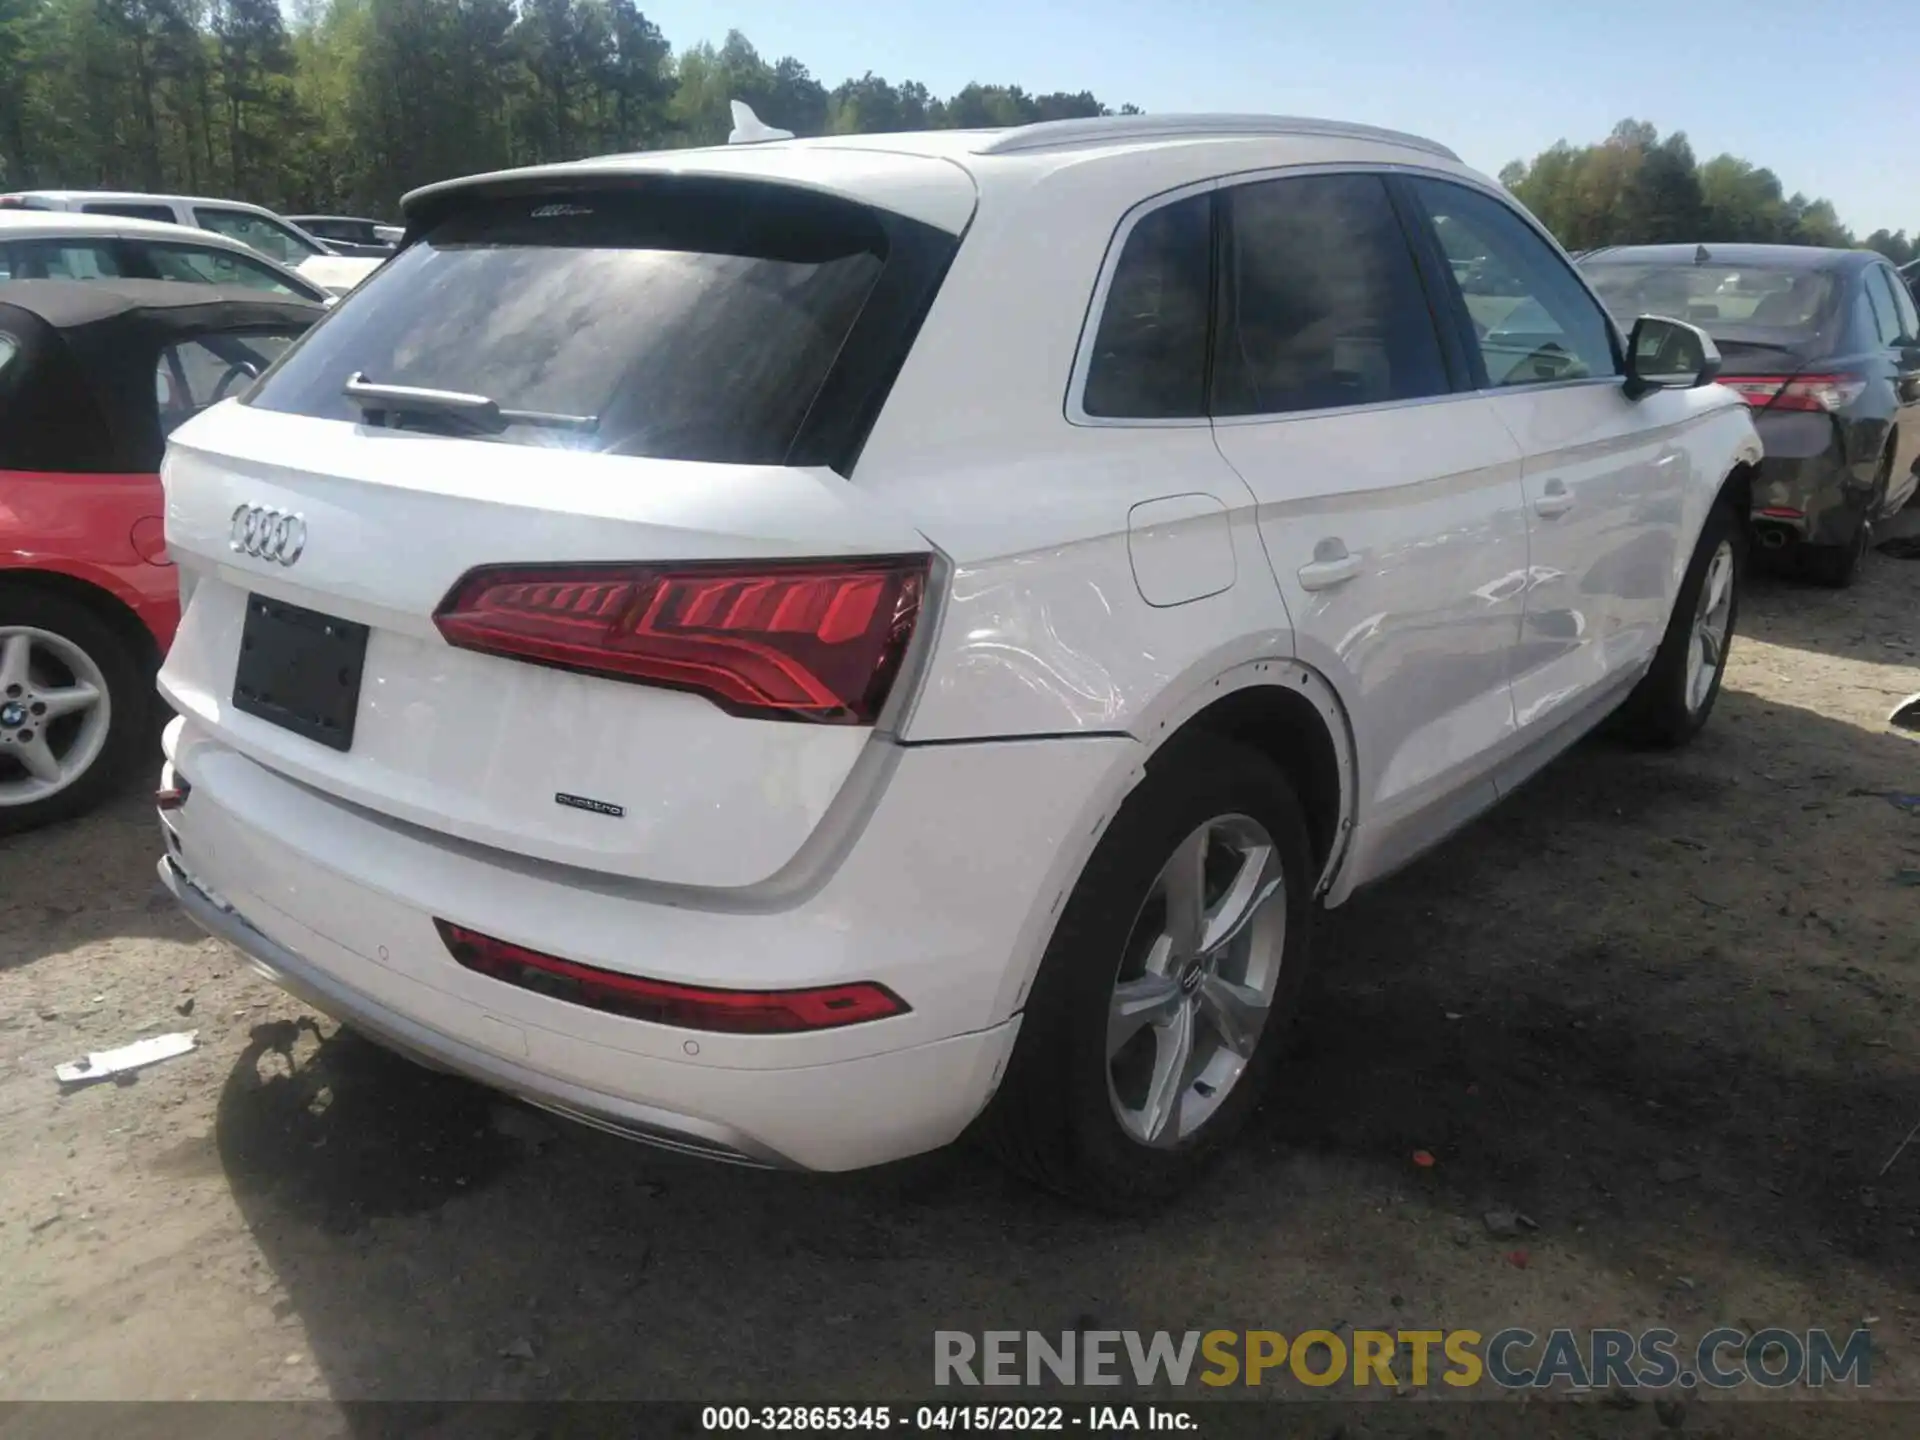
[[728, 101, 794, 145], [1694, 244, 1712, 265]]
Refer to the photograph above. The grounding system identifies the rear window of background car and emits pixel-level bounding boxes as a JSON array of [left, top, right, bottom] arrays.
[[245, 185, 893, 466], [1582, 261, 1838, 339]]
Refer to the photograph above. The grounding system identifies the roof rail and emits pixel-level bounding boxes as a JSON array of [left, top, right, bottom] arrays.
[[971, 113, 1459, 162]]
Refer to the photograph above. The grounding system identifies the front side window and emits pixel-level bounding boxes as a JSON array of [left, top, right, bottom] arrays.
[[193, 207, 322, 264], [136, 240, 309, 299], [1408, 178, 1619, 388], [1213, 172, 1449, 417], [1080, 193, 1213, 420], [156, 331, 304, 434], [247, 183, 916, 467]]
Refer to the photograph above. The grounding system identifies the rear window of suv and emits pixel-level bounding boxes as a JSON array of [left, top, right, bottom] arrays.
[[247, 181, 948, 470]]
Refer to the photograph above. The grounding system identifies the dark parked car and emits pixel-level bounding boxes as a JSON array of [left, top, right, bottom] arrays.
[[284, 215, 399, 258], [0, 279, 321, 832], [1580, 243, 1920, 586]]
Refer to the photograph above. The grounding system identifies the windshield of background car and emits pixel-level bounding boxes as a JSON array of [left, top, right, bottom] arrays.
[[1579, 261, 1840, 344], [245, 185, 893, 465]]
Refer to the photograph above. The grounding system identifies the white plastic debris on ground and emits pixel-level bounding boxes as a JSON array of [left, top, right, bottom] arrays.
[[56, 1031, 198, 1087]]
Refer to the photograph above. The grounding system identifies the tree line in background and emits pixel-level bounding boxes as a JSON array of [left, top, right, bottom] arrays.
[[0, 0, 1130, 214], [1502, 120, 1915, 264], [0, 2, 1912, 263]]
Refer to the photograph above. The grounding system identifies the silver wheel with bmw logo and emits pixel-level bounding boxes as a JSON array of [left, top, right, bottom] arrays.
[[0, 588, 152, 834]]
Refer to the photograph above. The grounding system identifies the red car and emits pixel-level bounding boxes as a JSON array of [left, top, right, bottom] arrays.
[[1, 279, 320, 832]]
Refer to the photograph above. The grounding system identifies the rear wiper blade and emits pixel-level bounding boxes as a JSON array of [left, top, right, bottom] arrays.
[[342, 373, 597, 434]]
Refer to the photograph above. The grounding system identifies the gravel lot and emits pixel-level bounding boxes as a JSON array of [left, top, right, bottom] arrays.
[[2, 520, 1917, 1430]]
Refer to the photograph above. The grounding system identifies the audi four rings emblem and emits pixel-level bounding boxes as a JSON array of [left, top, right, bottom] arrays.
[[229, 505, 306, 565]]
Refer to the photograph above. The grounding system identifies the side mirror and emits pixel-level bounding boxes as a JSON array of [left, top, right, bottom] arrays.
[[1624, 315, 1722, 399]]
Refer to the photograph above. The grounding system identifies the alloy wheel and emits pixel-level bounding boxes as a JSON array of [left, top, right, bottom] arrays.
[[1686, 539, 1735, 714], [0, 627, 113, 807], [1106, 814, 1287, 1148]]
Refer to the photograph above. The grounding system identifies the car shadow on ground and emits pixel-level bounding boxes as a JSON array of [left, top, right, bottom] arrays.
[[208, 688, 1920, 1413]]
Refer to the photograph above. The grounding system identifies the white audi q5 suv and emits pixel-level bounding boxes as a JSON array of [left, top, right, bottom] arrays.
[[155, 113, 1761, 1206]]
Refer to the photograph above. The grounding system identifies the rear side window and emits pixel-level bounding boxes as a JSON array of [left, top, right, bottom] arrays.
[[4, 240, 126, 280], [1889, 267, 1920, 341], [1213, 173, 1449, 416], [1081, 194, 1213, 419], [82, 202, 177, 223], [1865, 268, 1904, 346], [248, 184, 946, 469]]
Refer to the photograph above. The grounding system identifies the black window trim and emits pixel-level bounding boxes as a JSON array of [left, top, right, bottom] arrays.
[[1067, 161, 1627, 431], [1393, 171, 1629, 396]]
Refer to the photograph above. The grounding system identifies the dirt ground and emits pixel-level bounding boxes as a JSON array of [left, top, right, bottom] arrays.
[[1, 518, 1917, 1431]]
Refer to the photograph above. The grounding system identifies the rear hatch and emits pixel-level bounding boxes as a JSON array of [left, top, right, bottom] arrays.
[[159, 172, 967, 890]]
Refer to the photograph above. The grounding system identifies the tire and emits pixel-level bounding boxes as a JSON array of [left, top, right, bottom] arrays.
[[978, 739, 1316, 1211], [1618, 497, 1743, 749], [0, 588, 154, 836]]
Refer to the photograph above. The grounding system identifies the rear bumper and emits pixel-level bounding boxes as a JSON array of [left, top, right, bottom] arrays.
[[1750, 415, 1874, 547], [162, 853, 790, 1166], [155, 718, 1134, 1170]]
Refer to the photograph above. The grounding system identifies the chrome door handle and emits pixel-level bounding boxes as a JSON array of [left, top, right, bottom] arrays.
[[1534, 480, 1575, 518], [1298, 541, 1361, 592]]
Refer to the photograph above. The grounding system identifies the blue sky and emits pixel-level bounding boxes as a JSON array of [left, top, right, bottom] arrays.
[[641, 0, 1920, 235]]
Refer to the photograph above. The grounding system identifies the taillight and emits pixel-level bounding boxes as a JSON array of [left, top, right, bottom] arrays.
[[432, 555, 930, 725], [1719, 374, 1866, 412], [436, 921, 909, 1033]]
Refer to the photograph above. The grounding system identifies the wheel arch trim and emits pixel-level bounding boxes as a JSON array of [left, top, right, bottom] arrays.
[[998, 655, 1358, 1023]]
